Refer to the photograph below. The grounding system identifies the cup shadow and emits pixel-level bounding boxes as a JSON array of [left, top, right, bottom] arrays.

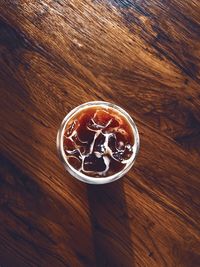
[[87, 180, 135, 267]]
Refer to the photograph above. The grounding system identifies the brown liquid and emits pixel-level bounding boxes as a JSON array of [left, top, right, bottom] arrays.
[[63, 106, 134, 177]]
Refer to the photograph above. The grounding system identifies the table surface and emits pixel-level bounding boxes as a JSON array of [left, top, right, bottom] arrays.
[[0, 1, 200, 267]]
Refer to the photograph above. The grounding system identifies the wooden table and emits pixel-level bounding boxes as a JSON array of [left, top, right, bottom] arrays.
[[1, 1, 200, 266]]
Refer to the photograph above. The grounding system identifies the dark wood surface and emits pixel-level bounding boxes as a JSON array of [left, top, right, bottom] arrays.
[[0, 1, 200, 266]]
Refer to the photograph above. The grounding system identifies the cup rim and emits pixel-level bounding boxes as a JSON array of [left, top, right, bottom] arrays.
[[56, 101, 140, 184]]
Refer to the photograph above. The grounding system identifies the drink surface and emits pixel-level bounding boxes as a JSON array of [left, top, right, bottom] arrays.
[[63, 106, 134, 177]]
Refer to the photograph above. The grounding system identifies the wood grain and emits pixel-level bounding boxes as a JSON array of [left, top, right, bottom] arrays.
[[0, 0, 200, 266]]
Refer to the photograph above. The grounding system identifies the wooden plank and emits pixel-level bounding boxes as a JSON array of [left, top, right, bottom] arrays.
[[0, 0, 200, 266]]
